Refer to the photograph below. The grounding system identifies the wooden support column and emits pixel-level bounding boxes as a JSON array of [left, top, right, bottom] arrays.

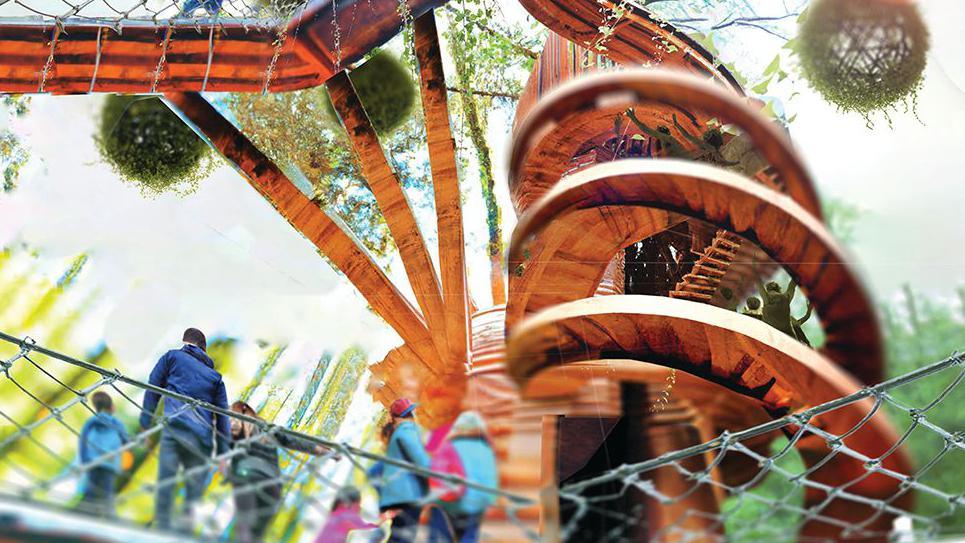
[[163, 92, 440, 370], [414, 12, 470, 366], [327, 72, 450, 368], [625, 383, 720, 542]]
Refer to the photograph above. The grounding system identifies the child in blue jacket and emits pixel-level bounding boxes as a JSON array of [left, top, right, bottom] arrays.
[[78, 391, 129, 517]]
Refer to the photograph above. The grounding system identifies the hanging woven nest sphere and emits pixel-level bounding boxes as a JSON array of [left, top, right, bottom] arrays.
[[797, 0, 929, 114], [323, 49, 416, 136], [96, 95, 210, 196]]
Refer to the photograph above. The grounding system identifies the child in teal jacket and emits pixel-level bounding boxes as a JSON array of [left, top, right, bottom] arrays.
[[78, 391, 129, 517]]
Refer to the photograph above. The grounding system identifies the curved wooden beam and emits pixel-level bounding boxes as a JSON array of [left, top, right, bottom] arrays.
[[163, 92, 440, 371], [0, 0, 445, 94], [414, 12, 469, 364], [506, 295, 912, 538], [509, 159, 881, 385], [516, 0, 742, 91], [506, 206, 686, 328], [327, 71, 449, 367], [510, 70, 822, 219]]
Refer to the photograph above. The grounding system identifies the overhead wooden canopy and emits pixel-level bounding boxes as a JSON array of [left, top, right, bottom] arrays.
[[506, 295, 912, 538], [0, 0, 445, 93], [510, 70, 822, 218], [509, 159, 883, 385]]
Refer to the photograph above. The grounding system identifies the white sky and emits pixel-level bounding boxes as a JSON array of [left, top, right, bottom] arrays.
[[0, 0, 963, 368]]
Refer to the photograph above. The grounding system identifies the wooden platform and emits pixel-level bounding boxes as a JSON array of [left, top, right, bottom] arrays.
[[0, 0, 444, 93]]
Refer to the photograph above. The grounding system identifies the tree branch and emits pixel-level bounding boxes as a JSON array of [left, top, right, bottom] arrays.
[[446, 86, 519, 100]]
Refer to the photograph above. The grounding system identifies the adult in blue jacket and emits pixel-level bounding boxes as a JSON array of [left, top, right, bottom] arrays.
[[78, 391, 129, 517], [380, 398, 430, 543], [140, 328, 230, 532], [445, 411, 498, 543]]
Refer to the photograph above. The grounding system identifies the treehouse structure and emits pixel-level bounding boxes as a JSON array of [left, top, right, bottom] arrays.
[[0, 0, 914, 541]]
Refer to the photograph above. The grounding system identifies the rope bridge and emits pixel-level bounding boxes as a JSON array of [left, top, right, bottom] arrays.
[[2, 330, 963, 541], [0, 330, 534, 541], [558, 352, 965, 542]]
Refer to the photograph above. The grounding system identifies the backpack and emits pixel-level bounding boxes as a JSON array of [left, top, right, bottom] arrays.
[[428, 439, 466, 502]]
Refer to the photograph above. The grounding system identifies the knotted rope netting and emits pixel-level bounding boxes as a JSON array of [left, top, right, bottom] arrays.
[[0, 330, 535, 542], [2, 329, 963, 542], [559, 352, 965, 542], [0, 0, 307, 26]]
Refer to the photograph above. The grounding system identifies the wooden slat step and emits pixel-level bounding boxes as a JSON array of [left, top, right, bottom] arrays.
[[681, 273, 718, 286], [713, 236, 742, 250], [669, 291, 713, 301], [679, 282, 717, 293], [708, 248, 737, 260], [701, 255, 732, 267], [692, 263, 727, 276]]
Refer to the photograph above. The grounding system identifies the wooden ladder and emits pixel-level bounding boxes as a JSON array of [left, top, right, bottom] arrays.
[[669, 230, 743, 303]]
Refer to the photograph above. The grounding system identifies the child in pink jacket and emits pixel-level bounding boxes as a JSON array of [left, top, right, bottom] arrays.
[[315, 487, 382, 543]]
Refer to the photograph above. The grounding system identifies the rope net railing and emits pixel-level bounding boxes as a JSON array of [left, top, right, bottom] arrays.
[[558, 352, 965, 542], [0, 331, 535, 542], [0, 0, 309, 26]]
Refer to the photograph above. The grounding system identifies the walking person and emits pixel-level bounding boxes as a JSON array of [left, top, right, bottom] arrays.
[[228, 401, 336, 543], [379, 398, 430, 543], [425, 420, 465, 543], [140, 327, 231, 533], [313, 486, 383, 543], [433, 411, 498, 543], [77, 391, 129, 517]]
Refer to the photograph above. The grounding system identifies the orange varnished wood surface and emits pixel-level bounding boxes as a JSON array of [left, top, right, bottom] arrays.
[[516, 0, 741, 90], [510, 70, 822, 218], [507, 295, 912, 537], [0, 0, 444, 93], [509, 159, 882, 386], [327, 71, 450, 367], [415, 13, 470, 366]]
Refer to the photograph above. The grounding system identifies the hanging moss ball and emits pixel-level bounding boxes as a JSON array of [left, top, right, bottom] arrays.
[[96, 95, 210, 196], [796, 0, 929, 115], [323, 50, 417, 136]]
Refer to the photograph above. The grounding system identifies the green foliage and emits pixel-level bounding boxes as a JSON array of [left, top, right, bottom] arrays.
[[322, 50, 416, 137], [822, 197, 863, 246], [796, 0, 929, 118], [96, 95, 210, 196], [1, 95, 31, 192], [443, 0, 541, 284], [226, 63, 432, 260], [722, 437, 806, 542], [882, 285, 965, 534]]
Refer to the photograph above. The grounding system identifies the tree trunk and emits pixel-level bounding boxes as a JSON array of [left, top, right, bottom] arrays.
[[450, 34, 506, 305]]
